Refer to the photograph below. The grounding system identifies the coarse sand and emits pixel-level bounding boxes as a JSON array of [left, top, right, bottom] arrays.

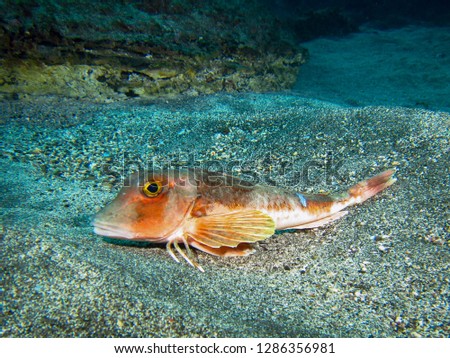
[[1, 93, 448, 337]]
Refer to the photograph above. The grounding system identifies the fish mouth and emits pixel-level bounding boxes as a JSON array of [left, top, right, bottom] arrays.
[[92, 220, 136, 239]]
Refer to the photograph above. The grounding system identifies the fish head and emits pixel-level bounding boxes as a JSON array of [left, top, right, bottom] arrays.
[[93, 169, 197, 241]]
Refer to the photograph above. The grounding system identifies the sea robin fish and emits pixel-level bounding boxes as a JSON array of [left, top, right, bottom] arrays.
[[93, 168, 396, 271]]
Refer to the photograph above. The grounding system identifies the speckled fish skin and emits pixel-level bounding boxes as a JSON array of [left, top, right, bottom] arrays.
[[93, 168, 396, 271]]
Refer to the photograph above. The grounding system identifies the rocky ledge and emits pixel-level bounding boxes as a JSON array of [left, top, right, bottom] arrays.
[[0, 0, 307, 101]]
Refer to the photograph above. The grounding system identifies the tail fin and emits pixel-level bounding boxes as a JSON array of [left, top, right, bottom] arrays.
[[285, 170, 396, 231], [347, 169, 396, 205]]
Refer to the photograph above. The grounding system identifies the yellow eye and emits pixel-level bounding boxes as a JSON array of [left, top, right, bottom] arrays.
[[143, 181, 163, 197]]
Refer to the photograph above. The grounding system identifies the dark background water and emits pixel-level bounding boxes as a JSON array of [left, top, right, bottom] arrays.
[[265, 0, 450, 40]]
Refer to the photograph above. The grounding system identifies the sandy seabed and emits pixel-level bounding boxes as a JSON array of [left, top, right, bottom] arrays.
[[1, 92, 448, 337]]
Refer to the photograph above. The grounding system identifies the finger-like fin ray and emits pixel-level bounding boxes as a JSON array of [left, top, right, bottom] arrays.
[[166, 238, 204, 272]]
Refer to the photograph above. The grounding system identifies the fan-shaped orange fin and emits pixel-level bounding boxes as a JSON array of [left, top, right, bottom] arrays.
[[186, 210, 275, 248], [189, 240, 255, 257]]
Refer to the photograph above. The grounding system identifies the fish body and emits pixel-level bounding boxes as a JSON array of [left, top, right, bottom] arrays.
[[93, 168, 396, 271]]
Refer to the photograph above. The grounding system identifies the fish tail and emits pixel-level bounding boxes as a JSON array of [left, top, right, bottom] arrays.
[[346, 169, 396, 205]]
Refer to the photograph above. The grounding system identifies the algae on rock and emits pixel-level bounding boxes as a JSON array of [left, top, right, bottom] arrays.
[[0, 0, 308, 101]]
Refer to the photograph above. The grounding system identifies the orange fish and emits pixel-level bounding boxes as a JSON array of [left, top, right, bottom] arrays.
[[93, 168, 396, 271]]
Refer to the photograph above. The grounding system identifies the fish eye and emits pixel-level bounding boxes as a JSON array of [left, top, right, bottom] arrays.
[[143, 181, 163, 197]]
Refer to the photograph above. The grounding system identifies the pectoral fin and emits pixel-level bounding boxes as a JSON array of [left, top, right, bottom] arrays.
[[186, 210, 275, 248], [190, 241, 255, 257]]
